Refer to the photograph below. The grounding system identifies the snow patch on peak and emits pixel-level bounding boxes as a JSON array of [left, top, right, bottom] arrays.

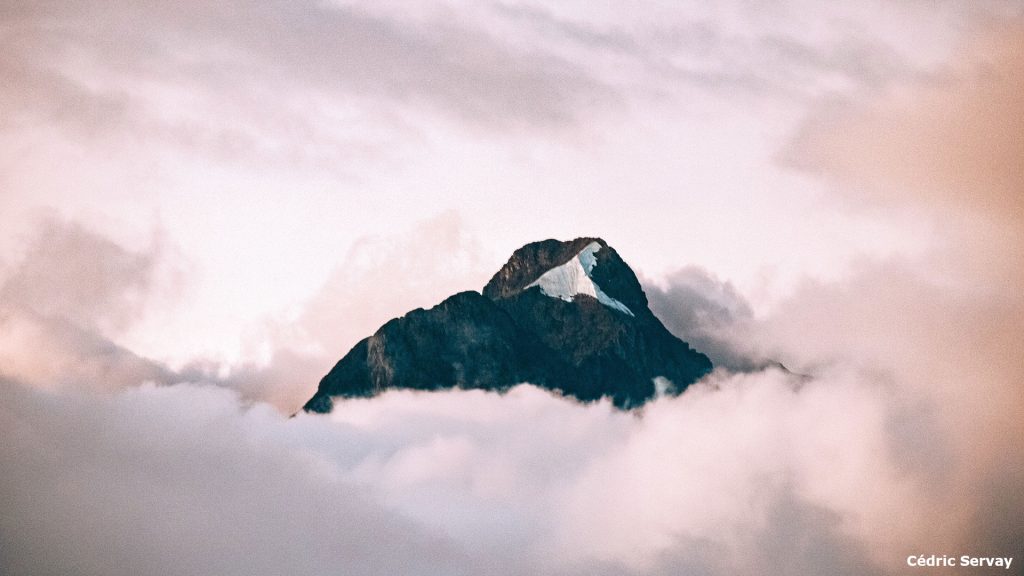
[[577, 242, 599, 274], [525, 241, 634, 316]]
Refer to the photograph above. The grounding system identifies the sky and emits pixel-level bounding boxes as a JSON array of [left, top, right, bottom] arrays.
[[1, 2, 1023, 575]]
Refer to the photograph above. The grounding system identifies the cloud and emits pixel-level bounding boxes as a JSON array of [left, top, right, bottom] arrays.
[[625, 19, 1024, 568], [766, 18, 1024, 561], [5, 0, 1001, 170], [0, 0, 617, 158], [0, 217, 183, 392], [0, 369, 914, 576], [211, 210, 492, 412], [783, 20, 1024, 225], [0, 380, 478, 576], [644, 267, 766, 371], [297, 211, 489, 357], [0, 308, 176, 393], [0, 216, 160, 335], [0, 211, 490, 410]]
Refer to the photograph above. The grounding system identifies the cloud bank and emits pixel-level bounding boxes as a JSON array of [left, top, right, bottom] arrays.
[[2, 372, 901, 576]]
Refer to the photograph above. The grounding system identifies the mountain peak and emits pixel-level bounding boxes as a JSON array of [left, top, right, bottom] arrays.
[[304, 237, 711, 413], [524, 240, 635, 316], [482, 237, 649, 314], [482, 237, 603, 299]]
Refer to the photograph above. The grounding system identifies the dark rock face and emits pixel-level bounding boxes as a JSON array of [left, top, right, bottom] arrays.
[[303, 237, 712, 413]]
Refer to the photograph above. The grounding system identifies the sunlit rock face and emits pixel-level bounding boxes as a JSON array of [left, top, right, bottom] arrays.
[[304, 237, 712, 412]]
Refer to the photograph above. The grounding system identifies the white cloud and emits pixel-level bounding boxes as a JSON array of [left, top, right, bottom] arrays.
[[0, 371, 915, 576], [0, 380, 478, 576]]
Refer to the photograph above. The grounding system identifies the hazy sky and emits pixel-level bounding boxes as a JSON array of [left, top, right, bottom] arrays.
[[1, 2, 1023, 575], [5, 0, 1004, 368]]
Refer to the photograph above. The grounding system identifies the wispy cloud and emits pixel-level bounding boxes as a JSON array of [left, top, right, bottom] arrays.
[[0, 217, 180, 392], [0, 0, 617, 155]]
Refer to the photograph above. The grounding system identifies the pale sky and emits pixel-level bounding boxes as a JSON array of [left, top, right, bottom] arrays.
[[5, 0, 1005, 369]]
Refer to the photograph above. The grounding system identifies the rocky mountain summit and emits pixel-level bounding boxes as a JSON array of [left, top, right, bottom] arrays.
[[303, 238, 712, 412]]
